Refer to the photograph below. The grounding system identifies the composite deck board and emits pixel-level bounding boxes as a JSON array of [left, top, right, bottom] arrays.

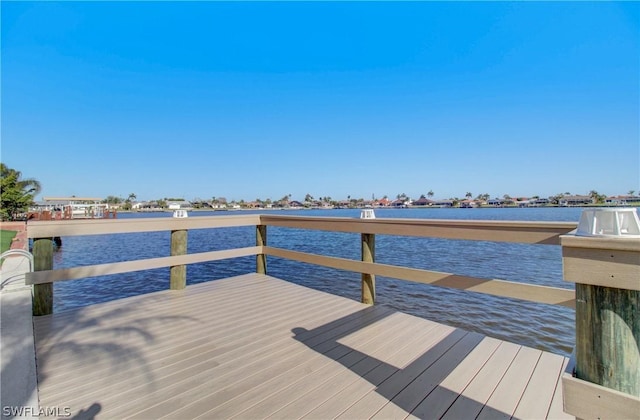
[[33, 273, 573, 419], [212, 313, 422, 419], [39, 280, 347, 392]]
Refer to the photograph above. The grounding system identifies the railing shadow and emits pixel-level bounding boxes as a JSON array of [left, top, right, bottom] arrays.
[[292, 307, 508, 418], [33, 294, 199, 418]]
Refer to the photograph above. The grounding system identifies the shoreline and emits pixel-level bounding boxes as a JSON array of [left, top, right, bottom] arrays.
[[129, 203, 640, 213]]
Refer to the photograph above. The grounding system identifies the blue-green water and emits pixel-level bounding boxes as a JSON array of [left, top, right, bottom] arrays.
[[51, 207, 599, 356]]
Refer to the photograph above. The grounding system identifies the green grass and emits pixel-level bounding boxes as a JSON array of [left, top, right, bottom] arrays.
[[1, 230, 18, 254]]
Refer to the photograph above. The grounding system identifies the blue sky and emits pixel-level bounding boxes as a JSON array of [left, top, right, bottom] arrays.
[[2, 2, 638, 202]]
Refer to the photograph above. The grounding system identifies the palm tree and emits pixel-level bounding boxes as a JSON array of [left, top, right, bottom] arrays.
[[589, 190, 605, 204], [427, 190, 434, 199], [1, 163, 41, 195], [0, 163, 42, 220]]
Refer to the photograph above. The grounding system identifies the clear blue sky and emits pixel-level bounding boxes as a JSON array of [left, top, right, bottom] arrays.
[[2, 1, 638, 202]]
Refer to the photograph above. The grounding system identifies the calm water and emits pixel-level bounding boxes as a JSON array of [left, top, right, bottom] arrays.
[[50, 207, 609, 356]]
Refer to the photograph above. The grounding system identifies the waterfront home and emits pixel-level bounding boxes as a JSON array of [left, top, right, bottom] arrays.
[[559, 195, 594, 206], [516, 198, 536, 207], [391, 199, 408, 207], [460, 199, 478, 208], [167, 200, 193, 210], [535, 198, 551, 206], [606, 195, 640, 205], [288, 200, 304, 208], [412, 197, 434, 207], [433, 199, 455, 207], [487, 198, 505, 207]]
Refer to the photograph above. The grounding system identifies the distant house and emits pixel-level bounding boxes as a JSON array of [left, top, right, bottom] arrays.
[[288, 200, 304, 208], [459, 199, 477, 208], [168, 200, 192, 210], [433, 199, 454, 208], [487, 198, 505, 207], [412, 197, 433, 207], [514, 198, 536, 208], [605, 195, 640, 205], [559, 195, 593, 206]]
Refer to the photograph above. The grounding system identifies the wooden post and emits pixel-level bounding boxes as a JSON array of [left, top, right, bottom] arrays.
[[32, 237, 53, 316], [561, 234, 640, 419], [361, 233, 375, 304], [170, 229, 187, 290], [256, 225, 267, 274]]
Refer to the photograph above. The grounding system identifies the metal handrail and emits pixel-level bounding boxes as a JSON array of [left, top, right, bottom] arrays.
[[1, 249, 34, 272], [0, 249, 35, 290]]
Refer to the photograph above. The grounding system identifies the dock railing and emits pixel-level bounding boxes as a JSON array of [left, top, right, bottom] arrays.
[[24, 213, 640, 418], [25, 214, 578, 315]]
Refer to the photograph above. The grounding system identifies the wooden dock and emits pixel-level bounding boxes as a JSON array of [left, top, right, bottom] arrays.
[[34, 273, 571, 419]]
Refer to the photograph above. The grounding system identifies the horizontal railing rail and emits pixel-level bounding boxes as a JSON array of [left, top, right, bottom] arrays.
[[26, 214, 262, 238], [27, 247, 262, 284], [25, 214, 578, 315], [262, 245, 576, 307], [259, 215, 576, 245]]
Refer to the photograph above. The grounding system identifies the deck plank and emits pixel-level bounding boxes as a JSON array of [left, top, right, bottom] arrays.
[[33, 273, 574, 419], [407, 336, 503, 419], [370, 331, 485, 419], [440, 340, 522, 419], [296, 317, 446, 420], [208, 312, 423, 420], [513, 351, 567, 419], [334, 328, 469, 420], [476, 346, 542, 419], [247, 314, 442, 420], [38, 280, 341, 390]]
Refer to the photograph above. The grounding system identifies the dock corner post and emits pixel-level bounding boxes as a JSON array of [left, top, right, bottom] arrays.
[[32, 237, 53, 316], [256, 224, 267, 275], [170, 229, 187, 290], [560, 234, 640, 419], [361, 233, 375, 305]]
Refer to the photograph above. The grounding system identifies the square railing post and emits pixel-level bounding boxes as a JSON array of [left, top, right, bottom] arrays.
[[170, 229, 187, 289], [361, 233, 375, 304], [32, 237, 53, 316], [256, 225, 267, 274]]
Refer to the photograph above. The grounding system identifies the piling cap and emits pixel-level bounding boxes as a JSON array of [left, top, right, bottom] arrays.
[[576, 208, 640, 238]]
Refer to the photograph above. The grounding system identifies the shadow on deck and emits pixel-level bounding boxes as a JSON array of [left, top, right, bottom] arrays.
[[33, 273, 571, 419]]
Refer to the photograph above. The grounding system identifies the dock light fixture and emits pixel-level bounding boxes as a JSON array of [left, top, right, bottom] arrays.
[[575, 208, 640, 238], [360, 209, 376, 219]]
